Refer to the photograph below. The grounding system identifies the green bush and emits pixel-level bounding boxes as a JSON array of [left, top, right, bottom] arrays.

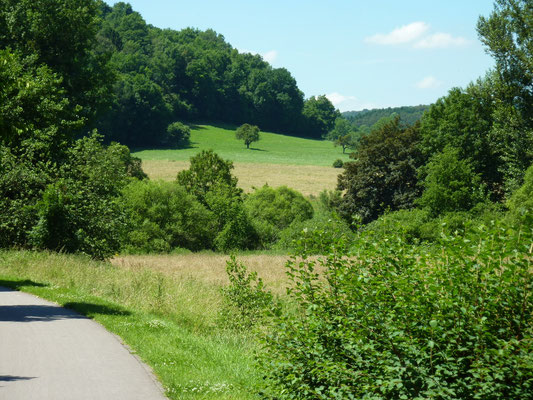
[[245, 185, 314, 247], [29, 136, 133, 259], [507, 163, 533, 226], [164, 121, 191, 148], [122, 180, 215, 252], [261, 222, 532, 399], [332, 159, 344, 168], [220, 256, 273, 330], [275, 211, 353, 253], [418, 147, 487, 216]]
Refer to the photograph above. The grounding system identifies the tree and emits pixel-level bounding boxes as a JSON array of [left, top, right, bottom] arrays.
[[176, 150, 240, 205], [417, 147, 487, 217], [301, 95, 340, 139], [338, 118, 424, 224], [235, 123, 260, 149], [335, 134, 357, 154], [477, 0, 533, 126]]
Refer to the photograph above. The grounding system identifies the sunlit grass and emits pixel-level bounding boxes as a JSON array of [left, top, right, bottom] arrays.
[[133, 124, 350, 167], [0, 250, 272, 399]]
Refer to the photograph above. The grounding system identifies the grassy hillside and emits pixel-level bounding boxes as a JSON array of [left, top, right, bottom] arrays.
[[134, 124, 348, 196], [133, 124, 350, 166]]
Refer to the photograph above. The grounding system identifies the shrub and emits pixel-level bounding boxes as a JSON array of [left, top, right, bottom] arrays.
[[164, 121, 191, 148], [29, 135, 132, 259], [261, 222, 533, 399], [220, 256, 273, 330], [122, 180, 215, 252], [418, 146, 487, 216], [245, 185, 314, 247], [332, 159, 344, 168], [507, 163, 533, 226]]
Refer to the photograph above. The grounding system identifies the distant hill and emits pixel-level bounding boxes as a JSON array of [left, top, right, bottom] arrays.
[[342, 105, 429, 128]]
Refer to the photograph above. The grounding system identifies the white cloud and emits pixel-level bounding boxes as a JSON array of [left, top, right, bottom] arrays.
[[262, 50, 278, 64], [237, 48, 278, 64], [415, 76, 442, 89], [326, 92, 356, 106], [326, 92, 377, 112], [365, 22, 429, 45], [414, 33, 469, 49]]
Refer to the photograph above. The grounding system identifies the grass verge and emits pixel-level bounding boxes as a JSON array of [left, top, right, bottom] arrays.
[[0, 250, 262, 400]]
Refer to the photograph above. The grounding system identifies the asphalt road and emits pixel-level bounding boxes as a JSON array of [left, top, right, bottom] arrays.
[[0, 286, 167, 400]]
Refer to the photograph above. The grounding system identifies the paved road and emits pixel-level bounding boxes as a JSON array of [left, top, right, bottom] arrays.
[[0, 286, 167, 400]]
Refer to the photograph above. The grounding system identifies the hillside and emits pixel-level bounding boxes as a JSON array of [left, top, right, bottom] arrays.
[[342, 105, 428, 128], [134, 124, 347, 196]]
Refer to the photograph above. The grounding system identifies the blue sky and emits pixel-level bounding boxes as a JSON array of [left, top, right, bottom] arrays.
[[107, 1, 496, 111]]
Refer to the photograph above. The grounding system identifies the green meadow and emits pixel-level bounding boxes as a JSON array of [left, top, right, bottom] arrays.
[[133, 124, 351, 166]]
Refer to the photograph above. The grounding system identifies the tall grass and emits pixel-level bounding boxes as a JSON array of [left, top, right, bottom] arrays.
[[0, 250, 265, 399]]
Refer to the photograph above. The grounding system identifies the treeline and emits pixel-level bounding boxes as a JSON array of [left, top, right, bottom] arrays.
[[334, 0, 533, 231], [342, 104, 428, 129], [94, 2, 338, 146]]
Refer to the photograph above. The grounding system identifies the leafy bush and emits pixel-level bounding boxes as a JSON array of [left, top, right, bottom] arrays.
[[507, 163, 533, 226], [418, 146, 487, 216], [220, 256, 273, 330], [261, 222, 532, 399], [164, 121, 191, 148], [29, 135, 133, 259], [275, 212, 353, 253], [0, 146, 51, 248], [332, 159, 344, 168], [245, 185, 314, 247], [122, 180, 215, 253]]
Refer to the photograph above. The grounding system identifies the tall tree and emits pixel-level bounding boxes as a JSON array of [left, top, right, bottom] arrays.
[[301, 95, 340, 139], [338, 118, 424, 224]]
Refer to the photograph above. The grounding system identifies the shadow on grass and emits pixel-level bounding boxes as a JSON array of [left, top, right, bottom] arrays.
[[64, 302, 131, 317], [248, 147, 267, 152], [0, 279, 48, 290]]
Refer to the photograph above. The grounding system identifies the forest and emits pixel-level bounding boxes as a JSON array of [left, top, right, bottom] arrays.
[[0, 0, 531, 399]]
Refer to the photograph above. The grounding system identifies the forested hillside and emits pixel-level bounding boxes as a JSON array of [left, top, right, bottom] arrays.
[[94, 2, 337, 146], [342, 105, 428, 128]]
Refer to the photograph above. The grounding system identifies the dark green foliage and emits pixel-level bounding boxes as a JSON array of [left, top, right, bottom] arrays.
[[177, 150, 258, 251], [338, 118, 424, 224], [121, 180, 214, 253], [245, 185, 314, 247], [165, 121, 191, 148], [0, 0, 114, 123], [261, 222, 533, 399], [235, 123, 260, 149], [343, 105, 429, 128], [0, 146, 51, 248], [478, 0, 533, 126], [418, 147, 487, 216], [95, 3, 307, 144], [29, 135, 132, 259], [0, 50, 84, 161], [176, 150, 240, 204], [301, 95, 340, 139], [220, 256, 273, 330], [332, 159, 344, 168]]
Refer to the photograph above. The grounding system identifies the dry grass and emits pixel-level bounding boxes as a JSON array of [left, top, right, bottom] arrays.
[[141, 160, 340, 197], [112, 253, 292, 294]]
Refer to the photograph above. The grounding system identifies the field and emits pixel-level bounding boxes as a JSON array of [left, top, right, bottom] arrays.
[[134, 124, 349, 196], [0, 250, 290, 399]]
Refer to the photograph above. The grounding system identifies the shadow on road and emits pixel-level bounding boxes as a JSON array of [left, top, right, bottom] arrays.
[[0, 305, 87, 323], [64, 302, 131, 317], [0, 279, 48, 290], [0, 375, 36, 382]]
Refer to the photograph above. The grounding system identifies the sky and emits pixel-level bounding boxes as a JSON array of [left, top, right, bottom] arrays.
[[105, 0, 497, 112]]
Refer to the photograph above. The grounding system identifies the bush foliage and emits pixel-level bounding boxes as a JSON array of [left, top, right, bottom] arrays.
[[260, 221, 533, 399]]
